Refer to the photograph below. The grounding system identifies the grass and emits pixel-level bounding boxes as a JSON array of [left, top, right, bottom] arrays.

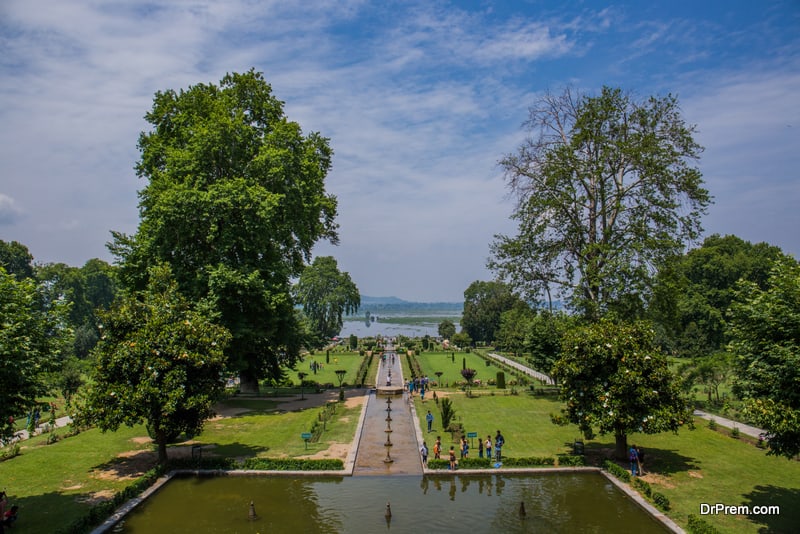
[[408, 350, 508, 387], [0, 424, 153, 533], [0, 393, 361, 534], [413, 389, 800, 533], [4, 367, 799, 533], [294, 351, 364, 387]]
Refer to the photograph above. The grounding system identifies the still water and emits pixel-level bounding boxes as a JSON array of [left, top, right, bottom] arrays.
[[114, 473, 667, 534], [338, 318, 459, 339]]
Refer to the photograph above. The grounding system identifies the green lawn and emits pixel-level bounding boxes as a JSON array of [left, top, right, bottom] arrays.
[[295, 350, 364, 387], [3, 376, 798, 533], [414, 390, 800, 533], [408, 350, 506, 387]]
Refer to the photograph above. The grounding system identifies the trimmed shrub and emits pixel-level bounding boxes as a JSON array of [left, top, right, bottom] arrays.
[[556, 455, 586, 467], [652, 492, 670, 511], [496, 371, 506, 389], [687, 514, 722, 534], [603, 459, 631, 483]]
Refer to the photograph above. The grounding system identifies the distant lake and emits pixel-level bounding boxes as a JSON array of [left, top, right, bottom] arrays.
[[339, 315, 460, 338]]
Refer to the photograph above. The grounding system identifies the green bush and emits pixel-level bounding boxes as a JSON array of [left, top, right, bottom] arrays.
[[603, 459, 631, 482], [242, 458, 344, 471], [632, 476, 652, 497], [687, 514, 722, 534], [496, 371, 506, 389], [556, 455, 586, 467], [652, 491, 670, 511]]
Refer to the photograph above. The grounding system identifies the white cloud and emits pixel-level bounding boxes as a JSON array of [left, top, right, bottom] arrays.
[[0, 194, 24, 225]]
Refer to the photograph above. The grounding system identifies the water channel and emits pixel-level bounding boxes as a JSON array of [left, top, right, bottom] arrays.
[[108, 345, 670, 533], [113, 472, 668, 533]]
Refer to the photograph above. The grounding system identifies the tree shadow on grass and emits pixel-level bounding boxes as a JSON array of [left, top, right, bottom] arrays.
[[4, 490, 98, 533], [576, 441, 701, 474], [741, 484, 800, 533]]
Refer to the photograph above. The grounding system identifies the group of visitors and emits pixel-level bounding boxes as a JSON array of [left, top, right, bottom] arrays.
[[420, 431, 506, 470]]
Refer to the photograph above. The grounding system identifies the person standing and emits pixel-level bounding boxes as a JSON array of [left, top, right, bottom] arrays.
[[420, 442, 429, 468], [495, 430, 505, 461], [426, 410, 434, 432], [434, 436, 442, 459], [449, 446, 457, 470], [478, 436, 484, 458], [629, 445, 639, 477], [485, 435, 493, 460]]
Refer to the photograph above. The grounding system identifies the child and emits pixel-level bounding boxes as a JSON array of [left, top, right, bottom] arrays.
[[449, 446, 457, 470]]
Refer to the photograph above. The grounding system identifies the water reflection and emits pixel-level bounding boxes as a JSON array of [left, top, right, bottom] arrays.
[[117, 473, 668, 534]]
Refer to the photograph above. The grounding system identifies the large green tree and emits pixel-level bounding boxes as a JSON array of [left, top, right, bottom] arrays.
[[491, 86, 711, 321], [0, 267, 68, 433], [461, 280, 521, 344], [294, 256, 359, 344], [728, 257, 800, 458], [87, 265, 230, 465], [649, 234, 787, 357], [110, 70, 338, 392], [552, 320, 692, 458], [438, 319, 456, 340], [0, 240, 34, 280]]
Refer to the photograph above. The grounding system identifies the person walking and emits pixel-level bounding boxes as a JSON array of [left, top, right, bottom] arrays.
[[426, 410, 434, 432], [434, 436, 442, 460], [420, 442, 429, 468]]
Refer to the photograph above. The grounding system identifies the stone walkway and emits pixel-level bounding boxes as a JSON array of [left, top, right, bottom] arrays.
[[487, 352, 554, 384], [692, 409, 765, 438], [352, 348, 423, 475]]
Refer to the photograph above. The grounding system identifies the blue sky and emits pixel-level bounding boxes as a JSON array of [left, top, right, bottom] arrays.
[[1, 1, 798, 302]]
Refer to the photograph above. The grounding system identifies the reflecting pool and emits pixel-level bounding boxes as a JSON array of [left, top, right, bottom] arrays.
[[113, 472, 668, 533]]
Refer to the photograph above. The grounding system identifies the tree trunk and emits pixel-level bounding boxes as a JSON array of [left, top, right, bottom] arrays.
[[615, 432, 628, 460], [239, 369, 260, 394], [155, 427, 169, 466]]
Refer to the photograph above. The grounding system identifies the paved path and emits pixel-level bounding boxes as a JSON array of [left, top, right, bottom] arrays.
[[692, 409, 765, 439], [7, 415, 73, 443], [487, 352, 554, 385], [352, 347, 423, 475]]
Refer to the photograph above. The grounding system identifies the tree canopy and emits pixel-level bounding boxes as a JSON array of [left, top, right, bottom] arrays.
[[294, 256, 359, 344], [461, 280, 520, 344], [552, 319, 692, 458], [0, 267, 68, 433], [87, 265, 230, 465], [110, 70, 339, 391], [728, 257, 800, 458], [491, 86, 711, 321], [649, 234, 787, 357]]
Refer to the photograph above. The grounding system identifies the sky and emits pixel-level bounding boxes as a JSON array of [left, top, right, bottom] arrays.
[[1, 1, 798, 302]]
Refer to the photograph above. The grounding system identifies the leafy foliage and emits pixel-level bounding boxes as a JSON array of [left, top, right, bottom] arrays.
[[650, 234, 788, 356], [728, 257, 800, 458], [492, 86, 710, 320], [552, 320, 692, 458], [111, 70, 338, 390], [0, 267, 68, 427], [438, 319, 456, 339], [294, 256, 359, 343], [461, 280, 521, 343], [87, 265, 231, 465]]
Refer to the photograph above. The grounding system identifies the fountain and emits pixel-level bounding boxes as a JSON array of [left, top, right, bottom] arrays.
[[383, 396, 394, 464]]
